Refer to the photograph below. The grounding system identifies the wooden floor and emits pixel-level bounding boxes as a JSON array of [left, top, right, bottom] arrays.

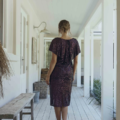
[[23, 86, 101, 120]]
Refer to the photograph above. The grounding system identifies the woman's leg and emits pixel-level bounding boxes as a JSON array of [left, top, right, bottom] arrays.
[[61, 106, 68, 120], [54, 107, 62, 120]]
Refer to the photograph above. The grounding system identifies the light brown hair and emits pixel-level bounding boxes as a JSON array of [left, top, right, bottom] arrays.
[[58, 20, 70, 33]]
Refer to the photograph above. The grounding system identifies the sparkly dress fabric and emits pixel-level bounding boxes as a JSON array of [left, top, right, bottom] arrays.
[[49, 37, 81, 107]]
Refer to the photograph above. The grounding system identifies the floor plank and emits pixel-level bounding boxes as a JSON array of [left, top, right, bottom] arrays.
[[68, 97, 75, 120], [85, 96, 101, 117], [49, 106, 56, 120], [33, 99, 45, 120], [42, 96, 52, 120], [36, 97, 49, 120], [73, 87, 95, 120], [23, 86, 101, 120], [75, 87, 101, 120], [71, 92, 82, 120], [71, 88, 88, 120], [81, 88, 101, 118], [23, 102, 37, 120]]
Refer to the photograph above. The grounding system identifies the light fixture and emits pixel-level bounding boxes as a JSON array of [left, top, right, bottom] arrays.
[[33, 21, 50, 34]]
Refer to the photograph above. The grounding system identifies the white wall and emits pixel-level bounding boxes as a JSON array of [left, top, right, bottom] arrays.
[[94, 40, 101, 80], [81, 40, 84, 70], [81, 40, 101, 80], [39, 33, 45, 68], [0, 0, 3, 45], [21, 0, 43, 93], [0, 0, 44, 107]]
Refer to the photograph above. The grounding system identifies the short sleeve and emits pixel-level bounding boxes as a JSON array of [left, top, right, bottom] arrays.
[[49, 39, 57, 55], [73, 40, 81, 58]]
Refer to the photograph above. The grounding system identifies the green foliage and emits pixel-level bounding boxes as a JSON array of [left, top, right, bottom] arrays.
[[91, 80, 101, 104]]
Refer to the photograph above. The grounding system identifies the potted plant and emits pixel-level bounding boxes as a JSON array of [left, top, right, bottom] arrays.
[[89, 79, 101, 105]]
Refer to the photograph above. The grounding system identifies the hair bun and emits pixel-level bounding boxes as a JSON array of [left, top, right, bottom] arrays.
[[59, 20, 70, 33]]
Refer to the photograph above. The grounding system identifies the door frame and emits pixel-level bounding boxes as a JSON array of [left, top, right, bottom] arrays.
[[44, 38, 52, 68], [20, 8, 29, 93]]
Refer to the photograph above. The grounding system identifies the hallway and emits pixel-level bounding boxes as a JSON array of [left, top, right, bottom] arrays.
[[23, 86, 101, 120], [1, 0, 120, 119]]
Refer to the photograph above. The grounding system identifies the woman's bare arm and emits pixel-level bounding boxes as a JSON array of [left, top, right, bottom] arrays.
[[46, 52, 57, 85], [73, 55, 78, 81]]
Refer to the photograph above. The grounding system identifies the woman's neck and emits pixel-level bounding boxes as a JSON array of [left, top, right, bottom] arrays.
[[61, 33, 71, 39]]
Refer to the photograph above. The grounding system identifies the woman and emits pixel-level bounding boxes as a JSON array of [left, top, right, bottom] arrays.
[[45, 20, 81, 120]]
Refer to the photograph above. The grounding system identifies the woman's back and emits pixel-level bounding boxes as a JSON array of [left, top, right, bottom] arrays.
[[49, 37, 80, 66]]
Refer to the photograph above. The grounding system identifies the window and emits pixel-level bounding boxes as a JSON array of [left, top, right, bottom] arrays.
[[0, 0, 3, 45], [45, 42, 52, 68]]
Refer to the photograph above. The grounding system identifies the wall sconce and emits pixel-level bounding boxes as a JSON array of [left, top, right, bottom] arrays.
[[33, 21, 50, 34]]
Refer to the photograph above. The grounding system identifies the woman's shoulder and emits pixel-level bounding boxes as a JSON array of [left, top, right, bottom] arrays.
[[53, 37, 77, 40], [72, 38, 77, 41], [70, 38, 79, 44], [51, 37, 78, 43]]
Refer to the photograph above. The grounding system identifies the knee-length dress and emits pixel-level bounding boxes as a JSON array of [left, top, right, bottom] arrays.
[[49, 37, 81, 107]]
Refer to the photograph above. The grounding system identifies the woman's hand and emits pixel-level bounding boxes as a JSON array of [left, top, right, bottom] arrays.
[[45, 75, 50, 85], [73, 75, 75, 82]]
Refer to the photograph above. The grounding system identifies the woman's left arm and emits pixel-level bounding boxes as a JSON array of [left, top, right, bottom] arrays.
[[45, 52, 57, 85]]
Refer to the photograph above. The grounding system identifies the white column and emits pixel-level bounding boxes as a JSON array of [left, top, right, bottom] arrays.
[[113, 0, 117, 117], [101, 0, 114, 119], [38, 32, 44, 80], [38, 34, 40, 80], [7, 0, 14, 53], [90, 30, 94, 91], [117, 0, 120, 119], [3, 0, 8, 49], [77, 37, 82, 87], [100, 40, 102, 81], [84, 25, 90, 97], [0, 0, 3, 45], [14, 0, 21, 55]]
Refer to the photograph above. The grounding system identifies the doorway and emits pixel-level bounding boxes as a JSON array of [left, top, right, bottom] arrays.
[[20, 8, 28, 93], [45, 40, 52, 68]]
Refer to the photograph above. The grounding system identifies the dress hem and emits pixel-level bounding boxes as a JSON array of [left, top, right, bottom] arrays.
[[50, 104, 70, 107]]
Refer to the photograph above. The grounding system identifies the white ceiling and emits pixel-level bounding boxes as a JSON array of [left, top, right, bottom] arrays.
[[32, 0, 100, 37]]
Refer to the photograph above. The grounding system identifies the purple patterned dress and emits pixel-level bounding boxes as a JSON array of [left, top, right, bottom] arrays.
[[49, 37, 81, 107]]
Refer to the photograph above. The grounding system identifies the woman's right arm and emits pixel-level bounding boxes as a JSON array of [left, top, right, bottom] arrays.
[[73, 55, 79, 81]]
